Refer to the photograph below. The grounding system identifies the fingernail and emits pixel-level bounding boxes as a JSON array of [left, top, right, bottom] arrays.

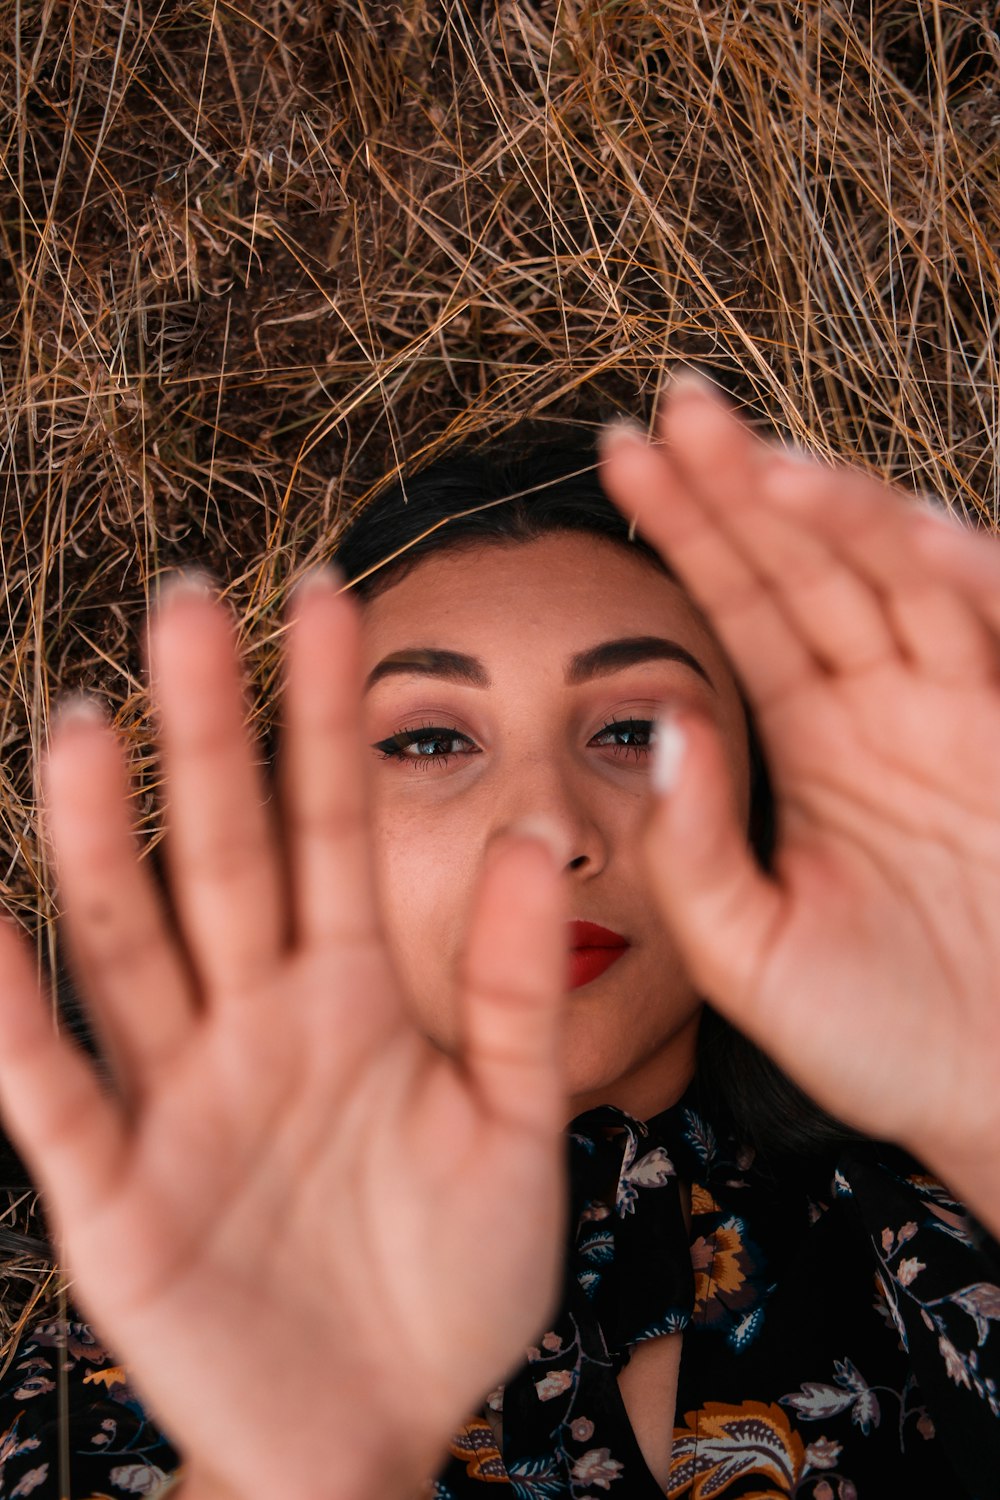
[[652, 714, 685, 794], [914, 496, 964, 530], [157, 569, 217, 606], [506, 816, 571, 865], [670, 369, 726, 403], [289, 563, 345, 608], [53, 693, 106, 732], [773, 443, 816, 467], [600, 415, 649, 450], [911, 508, 975, 558]]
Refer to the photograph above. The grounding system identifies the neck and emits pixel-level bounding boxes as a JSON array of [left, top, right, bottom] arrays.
[[565, 1012, 700, 1124]]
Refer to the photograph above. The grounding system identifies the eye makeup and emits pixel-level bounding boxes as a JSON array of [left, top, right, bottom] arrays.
[[371, 713, 659, 772]]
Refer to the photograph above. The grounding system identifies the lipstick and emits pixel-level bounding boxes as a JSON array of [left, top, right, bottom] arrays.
[[567, 920, 629, 990]]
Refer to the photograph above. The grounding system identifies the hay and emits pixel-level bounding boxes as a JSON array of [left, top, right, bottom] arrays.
[[0, 0, 998, 1344]]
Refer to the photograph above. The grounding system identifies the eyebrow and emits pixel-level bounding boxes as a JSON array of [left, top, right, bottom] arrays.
[[363, 635, 717, 695]]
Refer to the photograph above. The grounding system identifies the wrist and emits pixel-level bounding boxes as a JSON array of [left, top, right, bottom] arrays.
[[171, 1430, 451, 1500]]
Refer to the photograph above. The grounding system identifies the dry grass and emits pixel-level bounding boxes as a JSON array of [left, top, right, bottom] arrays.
[[0, 0, 998, 1348]]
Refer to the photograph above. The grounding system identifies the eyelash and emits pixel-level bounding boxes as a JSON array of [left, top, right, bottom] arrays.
[[372, 715, 657, 772]]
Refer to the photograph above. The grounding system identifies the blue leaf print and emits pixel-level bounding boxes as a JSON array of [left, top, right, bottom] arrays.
[[682, 1109, 717, 1166], [728, 1305, 766, 1351], [508, 1453, 569, 1498], [632, 1310, 688, 1340], [578, 1230, 614, 1264], [577, 1270, 601, 1299]]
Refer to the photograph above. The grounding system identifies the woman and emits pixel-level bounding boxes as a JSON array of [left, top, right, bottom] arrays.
[[0, 377, 998, 1498]]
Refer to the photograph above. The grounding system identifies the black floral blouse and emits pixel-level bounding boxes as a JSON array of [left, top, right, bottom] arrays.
[[1, 1079, 999, 1499]]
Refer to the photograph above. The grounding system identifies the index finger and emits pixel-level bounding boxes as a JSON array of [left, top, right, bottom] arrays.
[[278, 568, 386, 952]]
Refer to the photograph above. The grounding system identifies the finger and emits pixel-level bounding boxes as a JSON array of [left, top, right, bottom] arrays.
[[655, 383, 904, 678], [278, 568, 385, 951], [761, 455, 1000, 687], [458, 822, 569, 1138], [0, 913, 126, 1231], [910, 507, 1000, 636], [643, 711, 785, 1031], [43, 700, 196, 1098], [600, 424, 818, 714], [146, 576, 286, 1000]]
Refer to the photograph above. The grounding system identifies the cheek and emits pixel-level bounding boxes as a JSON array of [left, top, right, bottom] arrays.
[[369, 808, 471, 1047]]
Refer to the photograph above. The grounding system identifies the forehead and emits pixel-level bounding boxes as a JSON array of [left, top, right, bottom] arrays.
[[357, 532, 733, 683], [361, 531, 708, 634]]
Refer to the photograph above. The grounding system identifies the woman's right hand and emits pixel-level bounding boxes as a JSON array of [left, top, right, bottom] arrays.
[[0, 570, 571, 1500]]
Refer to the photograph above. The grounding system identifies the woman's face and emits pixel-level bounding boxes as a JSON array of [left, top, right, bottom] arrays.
[[359, 532, 751, 1122]]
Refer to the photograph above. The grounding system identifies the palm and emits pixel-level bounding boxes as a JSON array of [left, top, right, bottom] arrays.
[[751, 664, 1000, 1148], [65, 964, 561, 1491], [0, 578, 569, 1500], [602, 381, 1000, 1169]]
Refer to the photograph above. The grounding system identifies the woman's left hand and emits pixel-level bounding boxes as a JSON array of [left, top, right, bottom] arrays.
[[600, 377, 1000, 1230]]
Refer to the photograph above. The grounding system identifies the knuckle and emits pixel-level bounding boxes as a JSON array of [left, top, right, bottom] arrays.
[[185, 827, 272, 885], [165, 715, 243, 762], [75, 913, 165, 981], [286, 800, 367, 844], [468, 975, 546, 1015]]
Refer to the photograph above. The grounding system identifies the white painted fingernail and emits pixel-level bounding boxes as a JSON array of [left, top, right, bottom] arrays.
[[507, 816, 571, 865], [914, 495, 964, 530], [775, 442, 816, 466], [652, 715, 685, 794], [53, 693, 106, 731], [600, 416, 649, 450], [157, 569, 217, 605], [290, 564, 344, 607], [670, 370, 733, 412]]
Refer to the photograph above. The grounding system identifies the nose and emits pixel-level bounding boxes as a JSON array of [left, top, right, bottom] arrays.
[[485, 747, 616, 876], [496, 815, 574, 867]]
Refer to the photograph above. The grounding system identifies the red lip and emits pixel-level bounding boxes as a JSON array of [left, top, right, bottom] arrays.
[[568, 920, 628, 949], [567, 946, 628, 989], [566, 921, 630, 990]]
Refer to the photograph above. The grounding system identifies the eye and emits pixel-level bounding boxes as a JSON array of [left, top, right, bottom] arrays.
[[371, 720, 478, 772], [591, 714, 656, 763], [371, 715, 657, 771]]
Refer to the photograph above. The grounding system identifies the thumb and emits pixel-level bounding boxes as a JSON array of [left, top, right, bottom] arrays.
[[457, 819, 569, 1137], [644, 712, 785, 1031]]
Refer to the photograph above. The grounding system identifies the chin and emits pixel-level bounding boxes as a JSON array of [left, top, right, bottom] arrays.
[[563, 1052, 641, 1113], [562, 1012, 701, 1119]]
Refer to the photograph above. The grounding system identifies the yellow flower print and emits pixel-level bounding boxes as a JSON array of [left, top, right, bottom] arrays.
[[691, 1217, 758, 1329], [669, 1401, 807, 1499], [82, 1366, 128, 1391], [690, 1184, 720, 1216], [447, 1417, 507, 1482]]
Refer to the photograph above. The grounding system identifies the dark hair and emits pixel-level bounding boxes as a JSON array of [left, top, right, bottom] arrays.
[[334, 421, 864, 1164]]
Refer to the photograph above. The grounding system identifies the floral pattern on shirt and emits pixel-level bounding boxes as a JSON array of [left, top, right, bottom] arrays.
[[0, 1322, 178, 1498], [425, 1102, 1000, 1498], [689, 1209, 768, 1351], [3, 1093, 1000, 1499], [668, 1400, 807, 1497]]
